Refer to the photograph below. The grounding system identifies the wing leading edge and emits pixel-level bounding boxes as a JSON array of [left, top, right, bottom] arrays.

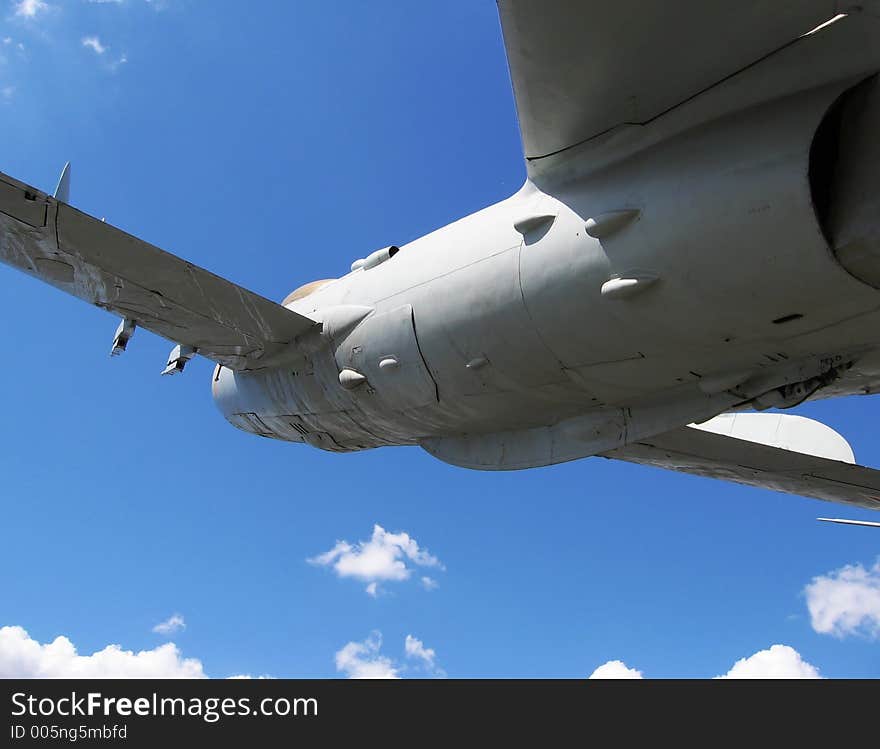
[[497, 0, 841, 164], [0, 171, 316, 371]]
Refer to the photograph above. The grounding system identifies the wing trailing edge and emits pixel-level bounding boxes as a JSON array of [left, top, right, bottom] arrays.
[[0, 169, 317, 371], [605, 414, 880, 511]]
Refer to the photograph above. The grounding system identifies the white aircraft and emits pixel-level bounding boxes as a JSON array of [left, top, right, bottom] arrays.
[[2, 2, 880, 513]]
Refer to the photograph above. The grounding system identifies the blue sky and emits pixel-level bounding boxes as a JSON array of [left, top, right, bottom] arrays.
[[0, 1, 878, 679]]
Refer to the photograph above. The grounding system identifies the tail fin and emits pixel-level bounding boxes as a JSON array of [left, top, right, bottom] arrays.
[[53, 162, 71, 203]]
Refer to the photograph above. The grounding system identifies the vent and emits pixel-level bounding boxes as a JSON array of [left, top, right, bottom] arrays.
[[290, 421, 309, 436]]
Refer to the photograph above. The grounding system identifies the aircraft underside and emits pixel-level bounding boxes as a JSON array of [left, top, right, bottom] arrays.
[[3, 3, 880, 511]]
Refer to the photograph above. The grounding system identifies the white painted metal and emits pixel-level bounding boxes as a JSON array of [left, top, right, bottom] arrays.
[[600, 275, 658, 300], [691, 414, 855, 464], [496, 1, 840, 162], [817, 517, 880, 527], [0, 175, 316, 370], [53, 162, 70, 204], [584, 210, 640, 240], [110, 317, 136, 357], [606, 425, 880, 511], [362, 246, 399, 271], [514, 214, 555, 236], [4, 3, 880, 510], [162, 344, 197, 376], [338, 369, 366, 390], [350, 246, 400, 272]]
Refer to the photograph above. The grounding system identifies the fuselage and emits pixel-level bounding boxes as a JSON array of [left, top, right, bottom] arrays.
[[213, 78, 880, 461]]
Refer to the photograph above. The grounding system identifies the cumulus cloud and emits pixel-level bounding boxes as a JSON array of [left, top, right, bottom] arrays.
[[0, 626, 206, 678], [14, 0, 49, 18], [421, 576, 439, 591], [589, 646, 821, 679], [335, 632, 443, 679], [804, 559, 880, 639], [335, 632, 399, 679], [588, 660, 643, 679], [404, 634, 444, 676], [716, 645, 821, 679], [308, 524, 444, 596], [81, 36, 107, 55], [404, 635, 435, 666], [152, 614, 185, 636]]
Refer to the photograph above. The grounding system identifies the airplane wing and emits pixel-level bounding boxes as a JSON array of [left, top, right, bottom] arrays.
[[0, 170, 317, 371], [605, 419, 880, 511], [497, 0, 841, 165]]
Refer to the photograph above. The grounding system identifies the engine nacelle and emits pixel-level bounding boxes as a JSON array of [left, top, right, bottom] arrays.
[[812, 75, 880, 288]]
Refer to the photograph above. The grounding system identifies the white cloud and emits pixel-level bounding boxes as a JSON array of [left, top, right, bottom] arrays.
[[14, 0, 48, 18], [716, 645, 821, 679], [152, 613, 185, 636], [404, 634, 444, 676], [82, 36, 107, 55], [421, 576, 439, 591], [404, 635, 435, 666], [308, 524, 444, 596], [0, 625, 206, 678], [588, 646, 821, 679], [335, 633, 443, 679], [335, 632, 399, 679], [588, 660, 643, 679], [804, 559, 880, 639]]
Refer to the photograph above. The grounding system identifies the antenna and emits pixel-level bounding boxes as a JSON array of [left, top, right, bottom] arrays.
[[817, 517, 880, 528], [53, 162, 71, 203]]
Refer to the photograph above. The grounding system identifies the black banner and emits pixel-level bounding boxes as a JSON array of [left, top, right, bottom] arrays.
[[1, 679, 874, 744]]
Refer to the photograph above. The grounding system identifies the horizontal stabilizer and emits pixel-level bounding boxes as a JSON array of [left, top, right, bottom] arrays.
[[691, 413, 855, 463], [0, 170, 317, 370], [605, 416, 880, 511]]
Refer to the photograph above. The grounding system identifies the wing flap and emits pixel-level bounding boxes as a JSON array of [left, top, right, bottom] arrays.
[[0, 171, 316, 370], [605, 423, 880, 510]]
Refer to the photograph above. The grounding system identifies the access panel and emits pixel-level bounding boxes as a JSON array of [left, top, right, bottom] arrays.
[[335, 304, 438, 411]]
